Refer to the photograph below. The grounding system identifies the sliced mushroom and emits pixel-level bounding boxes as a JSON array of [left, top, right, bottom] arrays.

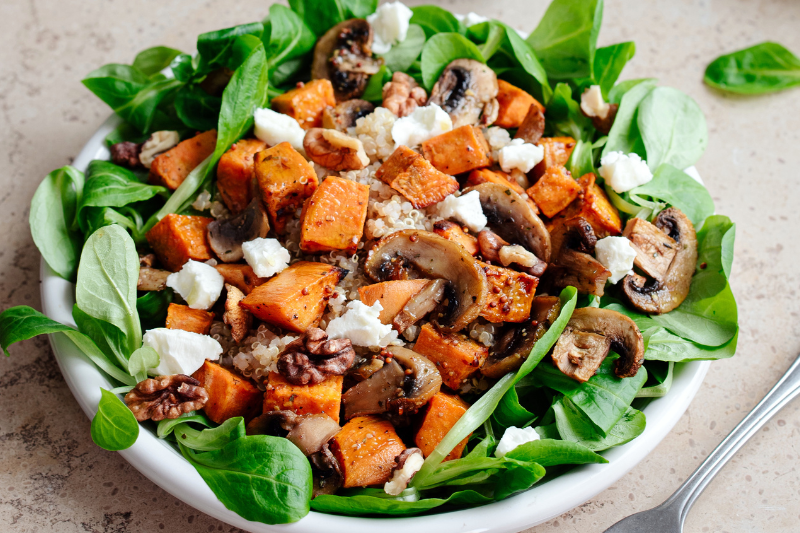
[[322, 99, 375, 131], [622, 217, 678, 282], [365, 230, 488, 332], [246, 410, 340, 456], [515, 104, 546, 144], [342, 358, 406, 419], [312, 19, 382, 101], [311, 443, 343, 497], [223, 284, 251, 343], [137, 267, 170, 291], [550, 217, 597, 256], [428, 59, 499, 128], [393, 279, 447, 333], [207, 198, 270, 262], [385, 346, 442, 415], [303, 128, 369, 171], [551, 307, 644, 382], [541, 217, 610, 296], [623, 207, 698, 314]]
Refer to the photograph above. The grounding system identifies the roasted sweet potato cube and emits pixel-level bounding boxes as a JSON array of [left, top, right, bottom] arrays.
[[466, 168, 538, 214], [415, 392, 471, 461], [433, 220, 479, 255], [414, 323, 488, 390], [375, 145, 459, 208], [149, 130, 217, 190], [331, 415, 406, 488], [217, 138, 267, 214], [478, 262, 538, 323], [264, 372, 343, 423], [573, 173, 622, 237], [192, 361, 263, 424], [271, 79, 336, 130], [421, 125, 491, 175], [254, 142, 319, 234], [165, 303, 214, 334], [214, 263, 268, 295], [358, 279, 430, 324], [145, 214, 214, 271], [300, 176, 369, 254], [527, 165, 582, 218], [623, 216, 677, 280], [532, 136, 576, 180], [495, 79, 545, 129], [239, 261, 345, 333]]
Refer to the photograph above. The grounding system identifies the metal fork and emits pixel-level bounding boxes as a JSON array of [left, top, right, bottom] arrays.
[[603, 353, 800, 532]]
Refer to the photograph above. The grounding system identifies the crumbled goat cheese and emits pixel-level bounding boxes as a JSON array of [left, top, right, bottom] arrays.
[[499, 139, 544, 173], [599, 151, 653, 193], [436, 191, 487, 233], [580, 85, 611, 119], [242, 238, 291, 278], [367, 1, 413, 54], [166, 260, 224, 310], [391, 104, 453, 148], [495, 426, 541, 458], [384, 451, 425, 496], [325, 300, 398, 347], [455, 12, 490, 27], [595, 236, 638, 284], [139, 130, 180, 168], [254, 107, 306, 154], [144, 328, 222, 376], [683, 165, 705, 185]]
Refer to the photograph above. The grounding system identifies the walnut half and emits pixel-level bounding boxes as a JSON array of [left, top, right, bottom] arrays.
[[124, 375, 209, 422], [277, 328, 356, 385]]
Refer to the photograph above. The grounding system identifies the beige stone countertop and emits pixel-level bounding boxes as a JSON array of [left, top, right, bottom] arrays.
[[1, 0, 799, 531]]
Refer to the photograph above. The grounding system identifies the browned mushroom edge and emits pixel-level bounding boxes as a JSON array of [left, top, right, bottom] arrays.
[[322, 99, 376, 131], [207, 198, 270, 262], [311, 19, 382, 101], [428, 59, 499, 127], [245, 410, 341, 456], [303, 128, 369, 171], [541, 217, 610, 296]]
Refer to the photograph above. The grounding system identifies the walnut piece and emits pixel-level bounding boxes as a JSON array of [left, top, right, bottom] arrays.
[[124, 375, 208, 422], [382, 72, 427, 118], [223, 283, 252, 343], [277, 328, 356, 385], [110, 141, 142, 169], [139, 130, 180, 169]]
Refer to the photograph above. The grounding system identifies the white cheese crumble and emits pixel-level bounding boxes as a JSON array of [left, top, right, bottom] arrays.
[[384, 452, 425, 496], [599, 151, 653, 193], [254, 107, 306, 154], [499, 139, 544, 173], [436, 190, 487, 233], [391, 104, 453, 148], [166, 260, 224, 310], [144, 328, 222, 376], [580, 85, 611, 119], [242, 238, 291, 278], [326, 300, 399, 347], [495, 426, 541, 458], [455, 12, 489, 27], [595, 236, 638, 284], [367, 1, 414, 55]]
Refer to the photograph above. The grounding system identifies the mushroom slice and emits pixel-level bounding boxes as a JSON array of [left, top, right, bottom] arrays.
[[303, 128, 369, 171], [311, 443, 343, 497], [342, 358, 406, 420], [550, 217, 597, 256], [312, 19, 382, 101], [515, 104, 546, 144], [477, 229, 510, 264], [623, 207, 698, 314], [246, 410, 340, 456], [392, 279, 447, 333], [223, 284, 252, 343], [207, 198, 270, 262], [541, 217, 610, 296], [364, 230, 488, 332], [322, 99, 375, 131], [384, 346, 442, 415], [622, 217, 678, 282], [428, 59, 499, 127], [551, 307, 644, 382], [137, 267, 170, 291]]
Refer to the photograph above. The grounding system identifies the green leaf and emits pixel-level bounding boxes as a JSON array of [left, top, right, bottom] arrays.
[[505, 438, 608, 467], [288, 0, 345, 37], [311, 489, 492, 516], [263, 3, 316, 86], [566, 138, 595, 178], [410, 6, 466, 39], [704, 41, 800, 95], [197, 23, 265, 73], [174, 417, 246, 451], [128, 346, 160, 382], [546, 82, 593, 141], [341, 0, 378, 18], [133, 46, 183, 77], [91, 388, 139, 451], [361, 65, 391, 102], [636, 361, 674, 398], [174, 85, 222, 131], [629, 164, 715, 226], [381, 24, 426, 73], [593, 42, 636, 97], [493, 386, 536, 428], [696, 215, 736, 279], [420, 33, 484, 91], [137, 290, 173, 331], [73, 305, 129, 370], [603, 79, 656, 158], [553, 398, 646, 451], [607, 77, 657, 105], [157, 411, 212, 439]]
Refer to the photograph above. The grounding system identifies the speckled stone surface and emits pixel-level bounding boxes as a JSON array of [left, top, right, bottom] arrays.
[[1, 0, 799, 531]]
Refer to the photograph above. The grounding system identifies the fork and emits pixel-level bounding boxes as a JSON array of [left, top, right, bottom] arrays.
[[603, 353, 800, 532]]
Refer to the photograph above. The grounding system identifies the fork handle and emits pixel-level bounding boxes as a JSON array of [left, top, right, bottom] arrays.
[[663, 353, 800, 523]]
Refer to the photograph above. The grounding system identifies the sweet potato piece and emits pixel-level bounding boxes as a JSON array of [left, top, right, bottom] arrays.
[[300, 176, 369, 254], [149, 130, 217, 190], [527, 165, 582, 218], [264, 372, 343, 423], [217, 138, 267, 214], [421, 125, 491, 176], [495, 80, 544, 129], [254, 142, 319, 234], [415, 392, 471, 461], [214, 263, 267, 294], [478, 262, 538, 323], [331, 415, 406, 488], [358, 279, 430, 324], [145, 214, 213, 271], [414, 323, 488, 390], [571, 173, 622, 237], [466, 168, 539, 214], [532, 136, 577, 180], [375, 145, 459, 208], [239, 261, 345, 333], [165, 303, 214, 335], [271, 79, 336, 130], [433, 220, 479, 255], [192, 361, 262, 424]]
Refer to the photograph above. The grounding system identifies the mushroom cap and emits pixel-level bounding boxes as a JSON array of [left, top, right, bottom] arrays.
[[385, 346, 442, 413], [246, 411, 340, 456], [207, 198, 270, 262], [322, 99, 375, 131], [342, 358, 405, 420], [541, 217, 610, 296], [428, 59, 499, 127], [312, 19, 382, 101]]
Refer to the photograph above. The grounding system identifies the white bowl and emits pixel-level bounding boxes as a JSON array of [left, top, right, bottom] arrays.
[[40, 113, 710, 533]]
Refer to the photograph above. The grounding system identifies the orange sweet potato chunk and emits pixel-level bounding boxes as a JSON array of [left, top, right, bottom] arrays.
[[192, 361, 263, 424], [264, 372, 343, 423], [495, 79, 545, 129], [415, 392, 471, 461], [478, 262, 538, 323], [254, 142, 319, 234], [271, 79, 336, 130], [375, 145, 459, 208], [527, 165, 582, 218], [532, 136, 577, 180], [300, 176, 369, 254], [240, 261, 345, 333], [573, 173, 622, 237], [145, 214, 214, 271], [433, 220, 479, 255], [331, 415, 406, 488], [149, 130, 217, 190], [421, 125, 491, 175], [414, 323, 488, 390], [358, 279, 430, 324], [214, 264, 268, 295], [216, 138, 267, 214], [165, 303, 214, 334]]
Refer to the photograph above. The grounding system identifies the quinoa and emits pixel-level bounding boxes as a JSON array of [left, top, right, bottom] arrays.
[[354, 107, 397, 162]]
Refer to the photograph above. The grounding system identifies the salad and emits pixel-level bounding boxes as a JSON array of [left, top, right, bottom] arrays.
[[0, 0, 738, 525]]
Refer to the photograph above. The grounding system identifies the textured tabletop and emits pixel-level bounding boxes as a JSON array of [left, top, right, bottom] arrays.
[[1, 0, 799, 531]]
